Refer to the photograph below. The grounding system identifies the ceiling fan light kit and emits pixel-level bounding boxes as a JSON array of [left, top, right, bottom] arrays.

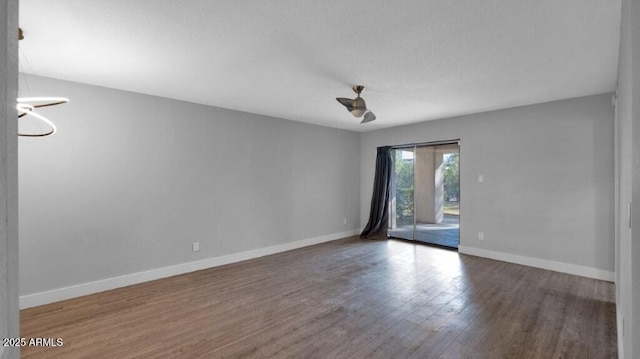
[[336, 85, 376, 124], [351, 108, 366, 118]]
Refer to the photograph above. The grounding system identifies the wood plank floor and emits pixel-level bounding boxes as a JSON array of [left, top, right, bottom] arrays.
[[20, 237, 617, 358]]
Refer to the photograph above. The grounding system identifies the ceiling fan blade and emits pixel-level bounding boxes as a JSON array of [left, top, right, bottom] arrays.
[[336, 97, 354, 111], [361, 111, 376, 124]]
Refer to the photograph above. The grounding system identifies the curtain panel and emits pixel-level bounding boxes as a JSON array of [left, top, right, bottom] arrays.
[[361, 146, 392, 240]]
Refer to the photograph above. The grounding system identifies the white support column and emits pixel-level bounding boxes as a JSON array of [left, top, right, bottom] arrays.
[[415, 146, 433, 223], [415, 147, 444, 224]]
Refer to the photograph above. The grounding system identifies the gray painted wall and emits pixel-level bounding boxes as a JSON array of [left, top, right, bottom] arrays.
[[18, 75, 360, 296], [361, 94, 615, 272], [616, 0, 640, 356], [0, 1, 19, 358]]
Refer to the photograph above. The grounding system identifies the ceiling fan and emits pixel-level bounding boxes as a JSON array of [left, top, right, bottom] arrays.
[[336, 85, 376, 124]]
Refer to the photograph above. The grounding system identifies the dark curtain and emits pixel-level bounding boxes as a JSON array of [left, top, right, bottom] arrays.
[[361, 146, 393, 240]]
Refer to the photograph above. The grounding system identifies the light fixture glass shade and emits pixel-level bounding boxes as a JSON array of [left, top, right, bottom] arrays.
[[351, 108, 366, 117]]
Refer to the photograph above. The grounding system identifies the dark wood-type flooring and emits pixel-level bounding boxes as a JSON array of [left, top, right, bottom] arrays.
[[21, 236, 617, 358]]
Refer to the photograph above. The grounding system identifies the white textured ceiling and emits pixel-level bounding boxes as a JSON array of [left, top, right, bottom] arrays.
[[18, 0, 621, 132]]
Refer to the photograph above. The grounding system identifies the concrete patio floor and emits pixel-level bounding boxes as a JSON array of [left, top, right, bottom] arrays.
[[388, 215, 459, 249]]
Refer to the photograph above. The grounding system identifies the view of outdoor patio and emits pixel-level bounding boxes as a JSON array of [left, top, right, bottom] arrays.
[[388, 147, 459, 248]]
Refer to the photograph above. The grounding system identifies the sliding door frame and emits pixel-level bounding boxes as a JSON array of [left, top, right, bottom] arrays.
[[388, 139, 461, 247]]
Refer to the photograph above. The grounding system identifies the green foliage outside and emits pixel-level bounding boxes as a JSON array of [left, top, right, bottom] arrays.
[[443, 153, 459, 202], [443, 153, 460, 216], [394, 151, 459, 222], [395, 151, 414, 225]]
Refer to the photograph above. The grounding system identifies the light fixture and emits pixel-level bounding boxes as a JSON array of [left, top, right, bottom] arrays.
[[17, 28, 69, 137], [350, 93, 367, 118], [350, 107, 366, 118], [17, 97, 69, 137]]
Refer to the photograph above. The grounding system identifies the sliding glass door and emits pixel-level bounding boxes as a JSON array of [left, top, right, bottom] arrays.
[[389, 148, 415, 241], [388, 143, 460, 249]]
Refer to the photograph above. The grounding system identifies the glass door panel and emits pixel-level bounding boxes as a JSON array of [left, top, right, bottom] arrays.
[[388, 148, 415, 241]]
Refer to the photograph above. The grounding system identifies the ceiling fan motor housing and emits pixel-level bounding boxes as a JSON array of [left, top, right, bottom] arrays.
[[351, 97, 367, 117]]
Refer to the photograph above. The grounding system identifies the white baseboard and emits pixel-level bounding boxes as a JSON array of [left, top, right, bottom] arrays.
[[617, 308, 625, 358], [458, 245, 614, 282], [20, 229, 360, 309]]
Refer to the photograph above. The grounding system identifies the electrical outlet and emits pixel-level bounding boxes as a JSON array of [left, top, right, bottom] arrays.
[[343, 218, 347, 225], [192, 242, 200, 252], [478, 175, 484, 183], [478, 232, 484, 240]]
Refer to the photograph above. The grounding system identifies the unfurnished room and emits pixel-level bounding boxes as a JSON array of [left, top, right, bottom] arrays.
[[1, 0, 639, 358]]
